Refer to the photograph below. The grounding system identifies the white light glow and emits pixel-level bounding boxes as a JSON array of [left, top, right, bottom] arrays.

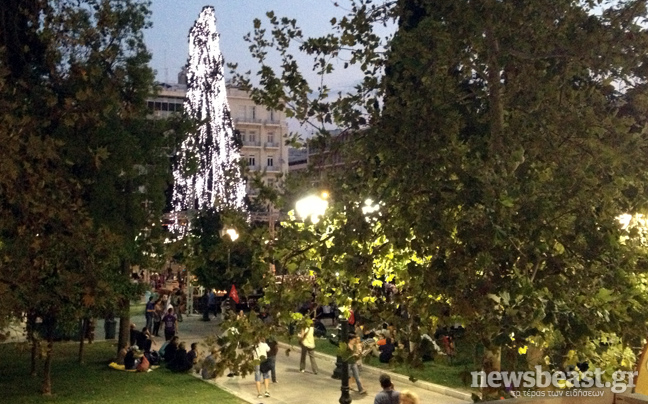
[[225, 228, 239, 241], [171, 6, 246, 231], [362, 198, 380, 215], [295, 195, 329, 223]]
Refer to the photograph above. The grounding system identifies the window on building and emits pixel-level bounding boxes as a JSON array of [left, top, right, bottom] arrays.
[[161, 102, 168, 111], [267, 179, 275, 188], [239, 130, 246, 142], [154, 101, 161, 111], [248, 156, 256, 166], [249, 131, 257, 143], [267, 156, 274, 167], [269, 109, 275, 121], [267, 133, 274, 144], [147, 101, 154, 110], [249, 106, 256, 119]]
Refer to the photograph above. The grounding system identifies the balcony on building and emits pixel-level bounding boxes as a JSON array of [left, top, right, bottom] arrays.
[[243, 140, 262, 147], [265, 142, 280, 149], [235, 117, 264, 125], [265, 166, 280, 172]]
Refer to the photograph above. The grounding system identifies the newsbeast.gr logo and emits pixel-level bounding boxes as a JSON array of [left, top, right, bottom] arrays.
[[471, 366, 637, 395]]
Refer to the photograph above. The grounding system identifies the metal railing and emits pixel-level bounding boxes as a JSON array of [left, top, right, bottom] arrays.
[[235, 117, 264, 124], [242, 141, 262, 147]]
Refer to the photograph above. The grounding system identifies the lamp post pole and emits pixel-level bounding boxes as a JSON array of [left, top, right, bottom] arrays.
[[338, 317, 352, 404]]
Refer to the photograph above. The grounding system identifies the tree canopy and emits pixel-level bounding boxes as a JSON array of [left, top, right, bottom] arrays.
[[235, 0, 648, 397], [0, 0, 168, 393]]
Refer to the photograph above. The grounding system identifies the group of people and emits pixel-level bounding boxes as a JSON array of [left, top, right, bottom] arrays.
[[123, 324, 158, 372], [145, 293, 185, 338], [160, 337, 200, 372]]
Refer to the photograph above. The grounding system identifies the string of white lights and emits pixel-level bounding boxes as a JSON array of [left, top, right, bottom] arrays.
[[171, 6, 246, 231]]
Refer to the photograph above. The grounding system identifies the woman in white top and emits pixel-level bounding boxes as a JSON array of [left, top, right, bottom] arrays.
[[254, 337, 271, 398]]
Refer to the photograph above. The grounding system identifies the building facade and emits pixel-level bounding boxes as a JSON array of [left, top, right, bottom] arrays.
[[147, 81, 289, 200]]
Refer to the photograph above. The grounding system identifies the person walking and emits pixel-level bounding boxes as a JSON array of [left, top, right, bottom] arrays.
[[374, 374, 400, 404], [267, 337, 279, 383], [348, 334, 368, 395], [162, 307, 178, 341], [298, 321, 318, 374], [254, 337, 272, 398]]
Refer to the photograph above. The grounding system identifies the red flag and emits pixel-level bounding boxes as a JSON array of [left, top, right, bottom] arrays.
[[229, 284, 240, 304]]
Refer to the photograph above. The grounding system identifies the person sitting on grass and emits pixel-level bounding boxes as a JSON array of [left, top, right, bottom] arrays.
[[201, 347, 219, 380], [168, 342, 192, 372], [124, 346, 140, 370], [163, 336, 179, 362], [136, 350, 150, 372], [136, 327, 153, 353], [378, 338, 396, 363], [187, 342, 201, 371]]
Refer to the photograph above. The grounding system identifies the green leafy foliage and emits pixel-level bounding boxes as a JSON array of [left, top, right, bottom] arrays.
[[233, 0, 648, 398], [0, 0, 171, 393]]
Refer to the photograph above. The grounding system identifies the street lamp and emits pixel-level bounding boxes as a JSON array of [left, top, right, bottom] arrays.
[[295, 193, 328, 223], [220, 228, 239, 274], [295, 193, 352, 403]]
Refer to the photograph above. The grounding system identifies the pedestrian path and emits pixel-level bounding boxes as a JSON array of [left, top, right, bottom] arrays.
[[173, 315, 471, 404], [2, 310, 472, 404]]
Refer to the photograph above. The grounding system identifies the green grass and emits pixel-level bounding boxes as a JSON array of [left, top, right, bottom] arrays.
[[129, 302, 146, 317], [278, 333, 475, 391], [0, 342, 245, 404]]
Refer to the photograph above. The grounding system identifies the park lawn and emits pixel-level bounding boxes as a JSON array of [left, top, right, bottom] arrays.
[[0, 341, 244, 404], [277, 334, 474, 391], [129, 301, 146, 317]]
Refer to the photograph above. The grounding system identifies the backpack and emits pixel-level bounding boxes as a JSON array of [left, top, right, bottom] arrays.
[[260, 358, 272, 373], [314, 320, 327, 338], [147, 350, 160, 366]]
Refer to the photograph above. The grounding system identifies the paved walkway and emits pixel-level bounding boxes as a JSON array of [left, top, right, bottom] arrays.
[[3, 310, 472, 404], [173, 315, 471, 404]]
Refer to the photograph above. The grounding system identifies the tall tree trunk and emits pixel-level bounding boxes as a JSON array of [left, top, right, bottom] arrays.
[[41, 320, 54, 396], [482, 346, 502, 400], [116, 258, 131, 362], [27, 312, 38, 377], [78, 318, 87, 364]]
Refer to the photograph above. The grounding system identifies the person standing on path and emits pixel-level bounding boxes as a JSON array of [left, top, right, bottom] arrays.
[[162, 307, 178, 341], [267, 337, 279, 383], [374, 374, 400, 404], [153, 299, 163, 336], [145, 297, 155, 331], [298, 321, 318, 374], [348, 334, 368, 395], [254, 337, 272, 398]]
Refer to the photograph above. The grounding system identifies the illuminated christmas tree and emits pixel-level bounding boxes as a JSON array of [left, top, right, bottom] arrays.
[[172, 6, 246, 218]]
